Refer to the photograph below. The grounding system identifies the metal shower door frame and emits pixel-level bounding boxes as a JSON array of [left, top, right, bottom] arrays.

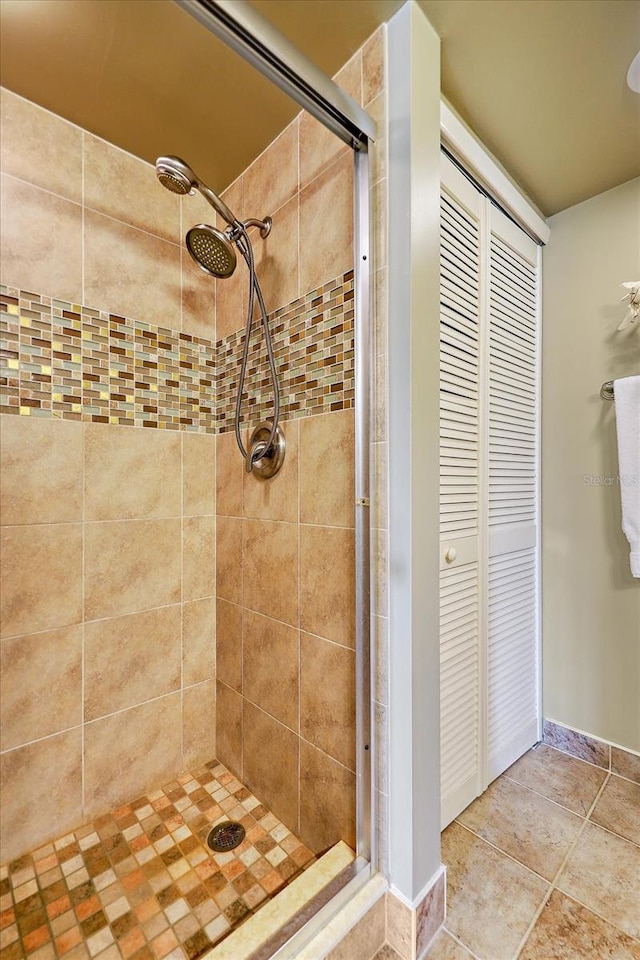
[[175, 0, 375, 872]]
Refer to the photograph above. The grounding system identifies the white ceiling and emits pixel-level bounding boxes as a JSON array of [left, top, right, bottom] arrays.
[[1, 0, 639, 216]]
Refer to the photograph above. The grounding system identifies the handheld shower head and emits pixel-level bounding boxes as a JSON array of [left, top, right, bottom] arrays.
[[155, 155, 239, 227]]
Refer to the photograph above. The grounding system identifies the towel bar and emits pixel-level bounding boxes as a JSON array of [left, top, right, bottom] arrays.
[[600, 380, 615, 401]]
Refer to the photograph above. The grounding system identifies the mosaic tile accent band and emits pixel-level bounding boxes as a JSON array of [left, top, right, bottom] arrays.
[[216, 271, 354, 433], [0, 272, 354, 434], [0, 758, 316, 960]]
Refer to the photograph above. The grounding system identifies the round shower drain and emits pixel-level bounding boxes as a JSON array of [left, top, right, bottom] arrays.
[[207, 821, 246, 853]]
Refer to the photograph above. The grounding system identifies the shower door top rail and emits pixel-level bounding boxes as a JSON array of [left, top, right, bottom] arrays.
[[175, 0, 376, 150]]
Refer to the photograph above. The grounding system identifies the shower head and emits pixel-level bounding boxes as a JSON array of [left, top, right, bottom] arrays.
[[186, 224, 237, 278], [155, 155, 239, 228]]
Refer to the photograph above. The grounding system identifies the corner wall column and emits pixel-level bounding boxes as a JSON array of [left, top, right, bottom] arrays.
[[387, 0, 442, 904]]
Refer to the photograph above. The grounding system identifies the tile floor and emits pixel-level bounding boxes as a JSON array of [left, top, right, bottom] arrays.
[[431, 742, 640, 959], [375, 742, 640, 960], [0, 759, 316, 960]]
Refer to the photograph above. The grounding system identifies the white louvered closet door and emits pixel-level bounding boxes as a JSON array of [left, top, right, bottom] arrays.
[[486, 207, 539, 780], [439, 156, 482, 828], [439, 153, 540, 829]]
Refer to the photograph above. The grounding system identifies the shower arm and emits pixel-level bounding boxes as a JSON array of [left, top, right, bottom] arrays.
[[198, 186, 271, 239]]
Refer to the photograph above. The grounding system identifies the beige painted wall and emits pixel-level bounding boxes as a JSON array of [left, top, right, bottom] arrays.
[[542, 177, 640, 752]]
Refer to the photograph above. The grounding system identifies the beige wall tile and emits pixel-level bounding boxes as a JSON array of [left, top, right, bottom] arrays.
[[1, 88, 82, 202], [215, 255, 246, 341], [216, 598, 242, 692], [85, 423, 181, 521], [243, 519, 298, 626], [84, 606, 181, 721], [299, 56, 360, 190], [243, 610, 298, 732], [243, 121, 299, 228], [372, 442, 388, 530], [373, 178, 388, 270], [612, 746, 640, 784], [216, 680, 243, 779], [386, 890, 413, 960], [374, 352, 387, 441], [213, 178, 245, 341], [0, 624, 82, 750], [374, 527, 388, 618], [374, 267, 388, 357], [183, 597, 216, 687], [0, 174, 82, 302], [0, 416, 83, 525], [243, 700, 299, 835], [84, 693, 182, 818], [363, 27, 385, 107], [183, 679, 216, 769], [543, 719, 610, 769], [375, 616, 389, 707], [416, 872, 446, 958], [299, 113, 349, 193], [243, 418, 298, 523], [84, 518, 181, 620], [216, 516, 242, 604], [300, 525, 355, 647], [326, 896, 385, 960], [83, 134, 180, 243], [367, 93, 387, 186], [299, 152, 353, 295], [84, 209, 181, 325], [251, 193, 299, 313], [0, 729, 83, 863], [216, 431, 243, 518], [376, 790, 389, 879], [299, 411, 354, 527], [0, 523, 83, 638], [301, 633, 355, 770], [181, 245, 217, 340], [183, 515, 216, 601], [335, 52, 364, 105], [183, 432, 216, 517], [299, 741, 356, 854]]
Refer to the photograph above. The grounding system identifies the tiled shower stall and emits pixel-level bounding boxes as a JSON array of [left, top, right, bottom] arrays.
[[0, 20, 389, 890]]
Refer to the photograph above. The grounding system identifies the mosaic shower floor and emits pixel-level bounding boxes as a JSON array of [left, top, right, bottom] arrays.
[[0, 759, 317, 960]]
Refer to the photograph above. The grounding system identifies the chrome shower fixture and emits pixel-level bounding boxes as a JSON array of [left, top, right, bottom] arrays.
[[156, 154, 282, 477], [156, 155, 272, 279], [156, 155, 239, 227], [186, 224, 237, 279]]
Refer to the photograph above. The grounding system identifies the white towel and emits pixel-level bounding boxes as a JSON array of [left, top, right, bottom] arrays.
[[614, 375, 640, 577]]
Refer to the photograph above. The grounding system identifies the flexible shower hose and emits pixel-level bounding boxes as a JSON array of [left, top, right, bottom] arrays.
[[233, 223, 281, 472]]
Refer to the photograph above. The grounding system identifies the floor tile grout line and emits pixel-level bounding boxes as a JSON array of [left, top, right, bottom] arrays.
[[441, 926, 483, 959], [513, 770, 613, 959], [450, 820, 554, 887], [543, 887, 640, 948], [539, 740, 611, 775], [500, 771, 598, 819], [587, 809, 640, 849]]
